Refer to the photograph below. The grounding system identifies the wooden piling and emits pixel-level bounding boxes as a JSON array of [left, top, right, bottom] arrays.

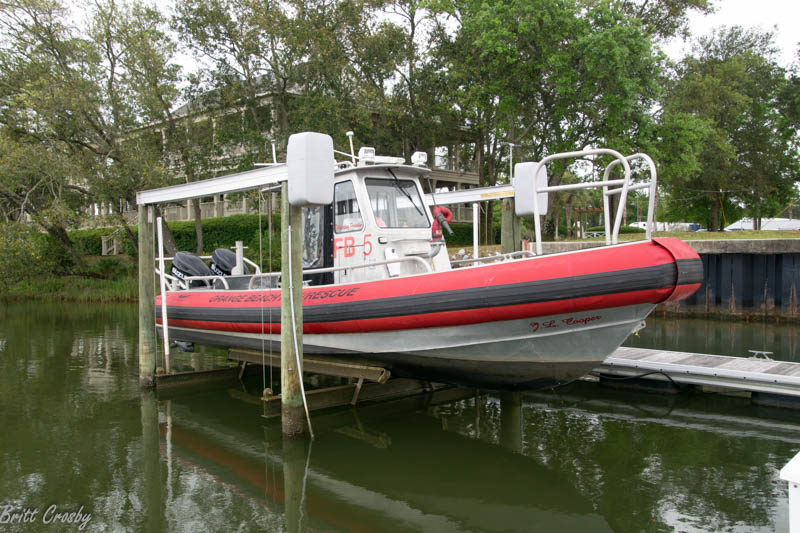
[[500, 392, 523, 454], [281, 182, 305, 438], [500, 198, 521, 254], [138, 205, 157, 388]]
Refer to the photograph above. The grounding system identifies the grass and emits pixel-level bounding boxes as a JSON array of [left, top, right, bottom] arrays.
[[4, 273, 138, 303]]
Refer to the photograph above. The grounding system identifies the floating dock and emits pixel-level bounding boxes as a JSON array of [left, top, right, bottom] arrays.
[[596, 346, 800, 407]]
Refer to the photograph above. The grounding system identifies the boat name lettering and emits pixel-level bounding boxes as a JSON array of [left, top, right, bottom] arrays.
[[209, 294, 280, 303], [207, 287, 359, 304], [562, 315, 601, 326], [530, 315, 601, 332]]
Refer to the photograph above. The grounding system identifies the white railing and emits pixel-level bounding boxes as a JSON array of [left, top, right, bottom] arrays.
[[601, 153, 657, 243], [515, 149, 657, 255]]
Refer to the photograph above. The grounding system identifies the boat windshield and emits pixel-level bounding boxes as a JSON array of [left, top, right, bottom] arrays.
[[366, 177, 429, 229]]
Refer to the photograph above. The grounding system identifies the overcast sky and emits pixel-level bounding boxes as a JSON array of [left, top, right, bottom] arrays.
[[664, 0, 800, 67]]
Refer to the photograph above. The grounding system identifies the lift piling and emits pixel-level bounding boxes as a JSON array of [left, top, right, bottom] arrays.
[[281, 181, 306, 438], [138, 204, 156, 388]]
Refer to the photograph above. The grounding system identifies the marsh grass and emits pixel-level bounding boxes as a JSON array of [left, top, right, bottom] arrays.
[[5, 273, 138, 303]]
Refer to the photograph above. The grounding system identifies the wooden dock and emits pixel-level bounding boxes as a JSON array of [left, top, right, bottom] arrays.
[[596, 346, 800, 406]]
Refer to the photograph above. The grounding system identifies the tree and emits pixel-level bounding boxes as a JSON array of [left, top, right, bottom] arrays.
[[0, 0, 181, 256], [429, 0, 665, 241], [659, 27, 799, 230]]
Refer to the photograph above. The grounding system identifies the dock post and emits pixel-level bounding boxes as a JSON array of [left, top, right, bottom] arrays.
[[501, 198, 521, 254], [281, 182, 305, 438], [472, 203, 479, 264], [138, 205, 157, 388], [500, 392, 523, 454]]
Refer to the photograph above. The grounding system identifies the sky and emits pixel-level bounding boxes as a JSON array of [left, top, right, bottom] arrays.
[[664, 0, 800, 68]]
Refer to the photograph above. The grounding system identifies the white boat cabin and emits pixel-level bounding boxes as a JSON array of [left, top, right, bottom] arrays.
[[303, 160, 451, 286]]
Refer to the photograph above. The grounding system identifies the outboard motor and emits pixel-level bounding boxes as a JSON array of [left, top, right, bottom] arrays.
[[170, 251, 213, 288], [210, 248, 250, 276]]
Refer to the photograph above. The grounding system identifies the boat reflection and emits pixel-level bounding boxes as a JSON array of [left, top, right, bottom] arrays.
[[157, 385, 613, 532], [154, 377, 798, 532]]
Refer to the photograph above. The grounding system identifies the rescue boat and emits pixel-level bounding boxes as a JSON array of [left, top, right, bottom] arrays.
[[152, 147, 702, 389]]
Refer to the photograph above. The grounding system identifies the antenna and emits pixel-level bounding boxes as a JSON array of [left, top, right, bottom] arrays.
[[346, 131, 356, 164], [500, 142, 516, 183], [271, 141, 277, 164]]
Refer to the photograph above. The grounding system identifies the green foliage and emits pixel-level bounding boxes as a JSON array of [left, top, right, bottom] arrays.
[[88, 257, 135, 279], [158, 214, 282, 254], [0, 223, 55, 292], [657, 27, 799, 230]]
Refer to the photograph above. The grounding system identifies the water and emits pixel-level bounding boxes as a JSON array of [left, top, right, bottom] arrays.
[[0, 302, 798, 532], [627, 314, 800, 362]]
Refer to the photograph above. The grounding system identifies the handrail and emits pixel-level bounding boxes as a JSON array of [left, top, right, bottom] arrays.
[[242, 257, 262, 275], [527, 149, 631, 255], [600, 153, 657, 241], [184, 275, 230, 289], [246, 256, 432, 290], [154, 267, 187, 290], [450, 250, 535, 266]]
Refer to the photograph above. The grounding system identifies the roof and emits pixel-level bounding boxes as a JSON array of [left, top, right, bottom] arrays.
[[725, 218, 800, 231]]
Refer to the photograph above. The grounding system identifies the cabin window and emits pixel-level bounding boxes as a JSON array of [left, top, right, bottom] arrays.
[[333, 181, 363, 233], [365, 178, 429, 228]]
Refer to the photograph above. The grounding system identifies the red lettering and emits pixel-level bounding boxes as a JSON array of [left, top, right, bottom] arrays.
[[363, 234, 373, 256], [333, 237, 343, 259], [344, 236, 355, 257]]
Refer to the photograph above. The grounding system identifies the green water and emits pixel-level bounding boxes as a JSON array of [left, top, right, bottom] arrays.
[[1, 302, 798, 532]]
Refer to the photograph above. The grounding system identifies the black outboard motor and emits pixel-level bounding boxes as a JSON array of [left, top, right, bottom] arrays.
[[170, 251, 213, 288], [210, 248, 250, 276]]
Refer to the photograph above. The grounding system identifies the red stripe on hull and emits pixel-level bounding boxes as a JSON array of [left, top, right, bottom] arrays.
[[156, 239, 702, 334], [159, 239, 692, 310], [160, 286, 685, 335]]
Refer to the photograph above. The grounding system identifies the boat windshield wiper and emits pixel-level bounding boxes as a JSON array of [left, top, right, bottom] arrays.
[[387, 168, 426, 219]]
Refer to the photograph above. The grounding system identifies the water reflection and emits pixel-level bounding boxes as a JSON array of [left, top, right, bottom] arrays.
[[628, 315, 800, 361], [1, 302, 799, 533], [159, 386, 612, 532], [155, 378, 799, 533]]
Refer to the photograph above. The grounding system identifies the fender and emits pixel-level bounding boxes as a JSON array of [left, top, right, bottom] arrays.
[[652, 237, 703, 302]]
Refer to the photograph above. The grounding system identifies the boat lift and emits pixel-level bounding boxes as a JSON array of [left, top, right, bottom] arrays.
[[135, 138, 660, 438]]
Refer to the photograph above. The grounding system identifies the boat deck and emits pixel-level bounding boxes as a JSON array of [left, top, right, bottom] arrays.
[[597, 347, 800, 399]]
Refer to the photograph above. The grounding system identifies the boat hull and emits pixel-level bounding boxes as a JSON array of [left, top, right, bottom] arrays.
[[157, 238, 702, 389], [162, 301, 654, 389]]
